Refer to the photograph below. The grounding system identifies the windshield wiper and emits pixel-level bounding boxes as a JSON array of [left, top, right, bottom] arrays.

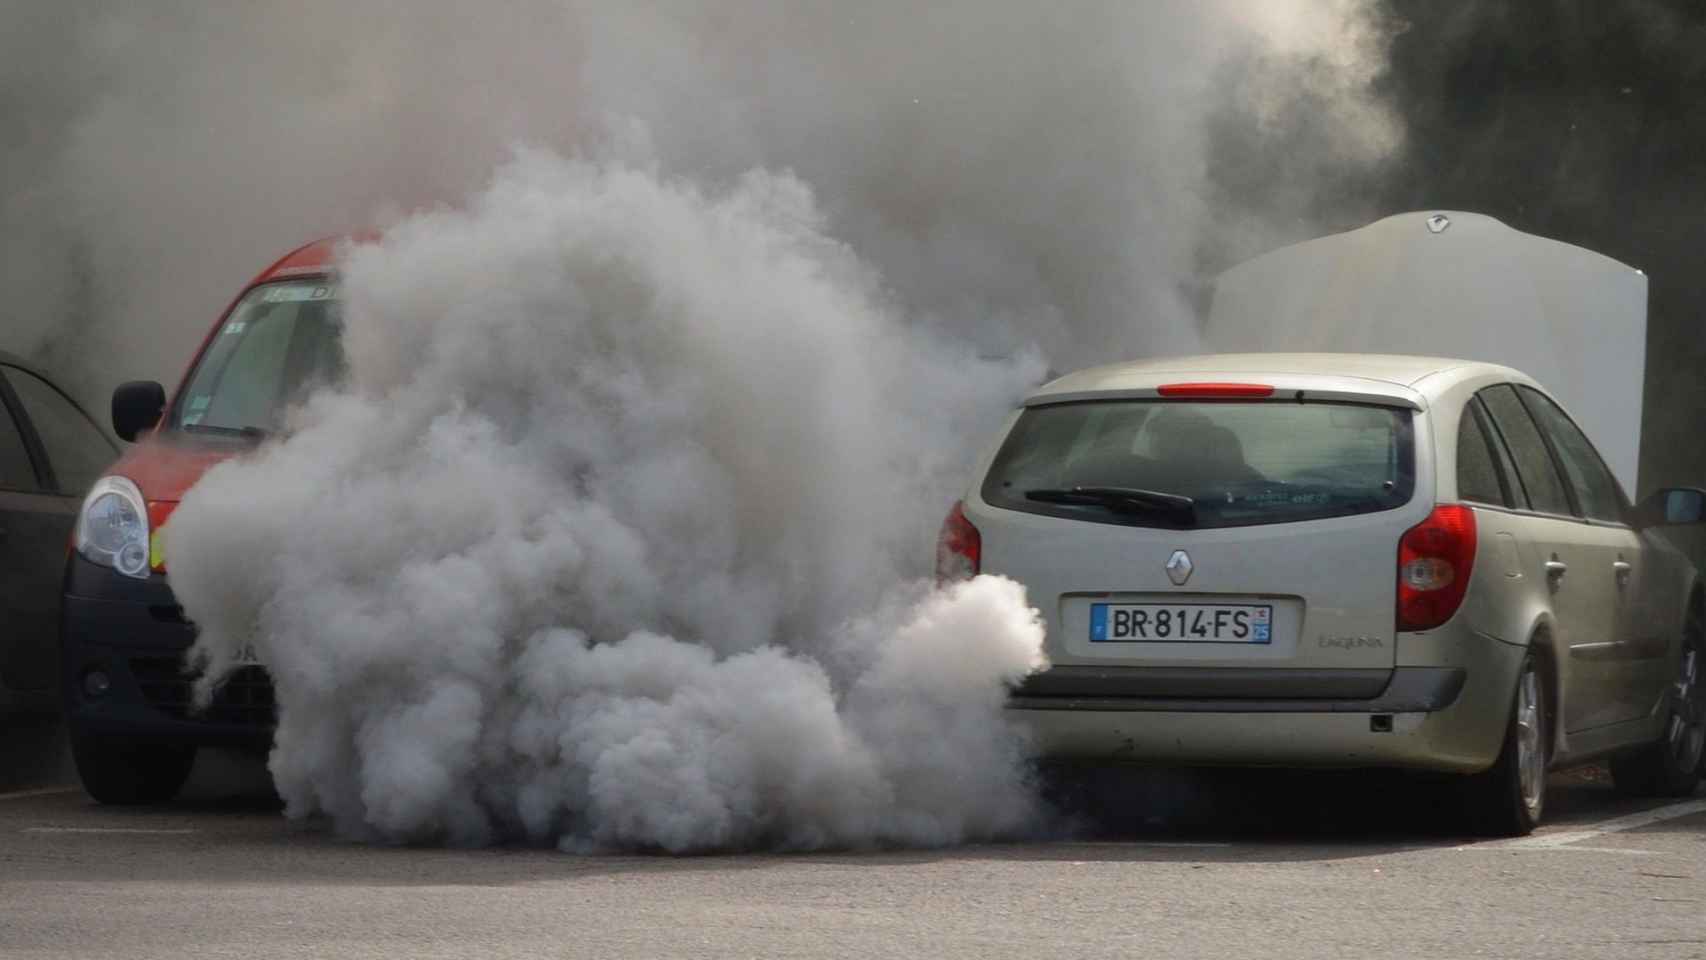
[[181, 423, 271, 441], [1024, 486, 1197, 526]]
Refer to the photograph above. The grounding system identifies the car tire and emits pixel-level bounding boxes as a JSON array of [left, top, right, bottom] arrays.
[[1461, 651, 1548, 837], [70, 735, 195, 805], [1609, 600, 1704, 798]]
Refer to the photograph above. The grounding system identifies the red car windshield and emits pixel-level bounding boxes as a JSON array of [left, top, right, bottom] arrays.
[[170, 281, 345, 437]]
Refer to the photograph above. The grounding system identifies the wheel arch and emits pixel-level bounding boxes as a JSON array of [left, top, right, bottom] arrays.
[[1477, 608, 1562, 762], [1525, 623, 1561, 763]]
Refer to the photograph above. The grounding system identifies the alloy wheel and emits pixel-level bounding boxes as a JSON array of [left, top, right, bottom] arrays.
[[1667, 608, 1705, 775], [1516, 663, 1545, 819]]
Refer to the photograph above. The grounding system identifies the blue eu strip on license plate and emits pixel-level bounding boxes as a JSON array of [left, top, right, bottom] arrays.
[[1090, 603, 1272, 643]]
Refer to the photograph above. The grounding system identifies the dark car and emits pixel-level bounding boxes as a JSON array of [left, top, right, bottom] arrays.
[[0, 353, 118, 712]]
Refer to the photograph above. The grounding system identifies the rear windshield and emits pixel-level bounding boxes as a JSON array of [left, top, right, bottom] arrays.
[[169, 281, 344, 438], [981, 400, 1415, 530]]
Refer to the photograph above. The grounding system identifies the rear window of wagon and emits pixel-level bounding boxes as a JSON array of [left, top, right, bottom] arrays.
[[980, 400, 1416, 530]]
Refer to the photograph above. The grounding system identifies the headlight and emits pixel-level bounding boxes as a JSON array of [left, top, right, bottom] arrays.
[[75, 476, 151, 579]]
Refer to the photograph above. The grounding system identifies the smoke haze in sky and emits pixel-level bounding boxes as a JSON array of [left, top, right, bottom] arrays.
[[5, 2, 1404, 849], [3, 1, 1399, 401]]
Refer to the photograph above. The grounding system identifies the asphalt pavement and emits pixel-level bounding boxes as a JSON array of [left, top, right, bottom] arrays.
[[1, 726, 1702, 959]]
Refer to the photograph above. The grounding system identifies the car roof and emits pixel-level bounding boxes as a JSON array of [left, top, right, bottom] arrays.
[[249, 230, 381, 285], [0, 349, 63, 385], [1027, 352, 1526, 408], [251, 236, 342, 283]]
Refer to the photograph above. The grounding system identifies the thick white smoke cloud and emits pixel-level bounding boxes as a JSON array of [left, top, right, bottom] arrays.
[[12, 2, 1405, 850], [165, 154, 1048, 849]]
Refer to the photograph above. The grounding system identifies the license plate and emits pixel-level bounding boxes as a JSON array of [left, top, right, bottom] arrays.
[[1090, 603, 1272, 643]]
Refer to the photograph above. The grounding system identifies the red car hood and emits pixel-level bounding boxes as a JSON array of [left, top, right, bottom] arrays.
[[105, 432, 249, 573], [108, 433, 244, 503]]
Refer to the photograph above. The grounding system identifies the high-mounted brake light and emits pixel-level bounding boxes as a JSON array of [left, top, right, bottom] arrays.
[[1156, 382, 1276, 398], [1397, 504, 1477, 632], [935, 500, 981, 585]]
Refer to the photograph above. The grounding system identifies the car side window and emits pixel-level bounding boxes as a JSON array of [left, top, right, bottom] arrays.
[[1478, 397, 1530, 510], [3, 365, 117, 495], [0, 393, 40, 491], [1478, 384, 1574, 516], [1455, 401, 1509, 507], [1516, 385, 1626, 523]]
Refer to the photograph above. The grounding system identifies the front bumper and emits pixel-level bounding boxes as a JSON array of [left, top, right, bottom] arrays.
[[0, 686, 55, 714], [60, 553, 274, 749], [1010, 631, 1528, 774]]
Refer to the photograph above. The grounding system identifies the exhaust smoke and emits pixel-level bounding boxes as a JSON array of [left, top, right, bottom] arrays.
[[165, 154, 1048, 850], [5, 1, 1399, 404], [9, 2, 1404, 850]]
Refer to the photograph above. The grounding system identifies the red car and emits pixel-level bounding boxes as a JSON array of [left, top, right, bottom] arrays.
[[61, 237, 344, 804]]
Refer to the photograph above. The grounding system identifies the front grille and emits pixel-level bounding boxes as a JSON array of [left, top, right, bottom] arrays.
[[130, 657, 276, 727]]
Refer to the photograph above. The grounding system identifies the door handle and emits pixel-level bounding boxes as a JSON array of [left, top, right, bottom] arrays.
[[1544, 559, 1568, 582], [1613, 560, 1632, 587]]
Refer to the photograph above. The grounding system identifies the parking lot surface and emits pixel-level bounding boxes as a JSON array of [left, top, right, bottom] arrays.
[[1, 731, 1701, 960]]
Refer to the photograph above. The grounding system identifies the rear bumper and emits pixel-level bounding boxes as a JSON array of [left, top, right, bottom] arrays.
[[1011, 665, 1461, 709], [1011, 638, 1528, 773], [60, 554, 274, 750]]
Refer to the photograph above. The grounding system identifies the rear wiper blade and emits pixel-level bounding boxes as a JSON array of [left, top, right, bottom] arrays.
[[1024, 486, 1197, 524]]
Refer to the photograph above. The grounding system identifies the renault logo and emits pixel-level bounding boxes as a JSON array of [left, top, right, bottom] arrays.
[[1425, 213, 1451, 234], [1165, 550, 1193, 586]]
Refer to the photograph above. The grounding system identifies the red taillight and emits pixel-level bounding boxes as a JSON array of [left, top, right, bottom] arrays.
[[1156, 382, 1276, 398], [935, 500, 981, 585], [1397, 504, 1477, 632]]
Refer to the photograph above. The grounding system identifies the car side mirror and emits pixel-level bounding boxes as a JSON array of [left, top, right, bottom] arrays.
[[1634, 487, 1706, 528], [111, 381, 166, 442]]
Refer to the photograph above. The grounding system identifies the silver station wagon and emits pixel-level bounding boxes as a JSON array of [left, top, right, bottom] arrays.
[[939, 353, 1706, 835]]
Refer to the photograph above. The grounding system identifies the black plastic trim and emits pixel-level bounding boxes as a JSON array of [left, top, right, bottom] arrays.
[[63, 549, 178, 606], [1007, 666, 1467, 714], [1012, 666, 1394, 700]]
